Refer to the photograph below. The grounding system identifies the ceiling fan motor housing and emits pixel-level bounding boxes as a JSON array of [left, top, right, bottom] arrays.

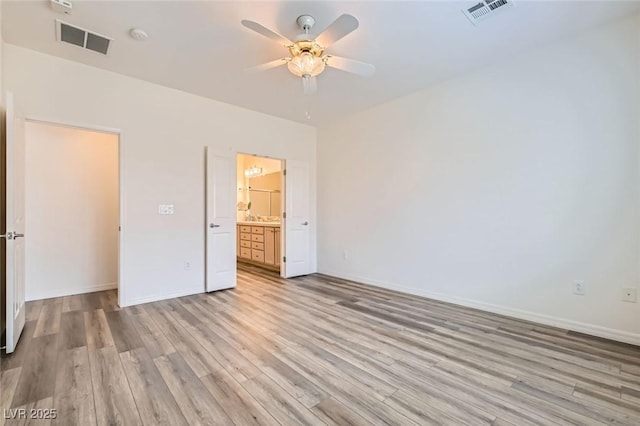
[[288, 40, 324, 57], [296, 15, 316, 32]]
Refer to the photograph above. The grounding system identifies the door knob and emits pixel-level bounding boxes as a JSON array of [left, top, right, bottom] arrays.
[[209, 223, 220, 228], [0, 232, 22, 240], [301, 221, 309, 226]]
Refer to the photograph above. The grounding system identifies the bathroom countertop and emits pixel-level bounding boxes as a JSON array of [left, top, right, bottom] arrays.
[[237, 221, 281, 228]]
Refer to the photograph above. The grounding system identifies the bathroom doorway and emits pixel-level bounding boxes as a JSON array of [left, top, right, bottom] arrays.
[[236, 154, 283, 274]]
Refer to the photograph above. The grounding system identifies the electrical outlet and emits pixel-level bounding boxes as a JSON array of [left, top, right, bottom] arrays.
[[573, 280, 586, 295], [184, 261, 192, 271], [343, 250, 349, 260], [622, 288, 637, 303]]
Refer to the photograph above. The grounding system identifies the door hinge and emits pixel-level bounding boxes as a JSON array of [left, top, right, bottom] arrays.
[[118, 226, 121, 231], [283, 256, 286, 263], [283, 169, 286, 176], [283, 212, 286, 219]]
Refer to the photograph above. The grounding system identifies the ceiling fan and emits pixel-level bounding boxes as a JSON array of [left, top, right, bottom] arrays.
[[241, 14, 375, 95]]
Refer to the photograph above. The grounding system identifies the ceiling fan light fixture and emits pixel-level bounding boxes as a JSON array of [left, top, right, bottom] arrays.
[[287, 51, 326, 78]]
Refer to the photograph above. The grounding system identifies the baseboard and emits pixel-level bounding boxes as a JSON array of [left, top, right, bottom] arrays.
[[26, 282, 117, 301], [319, 270, 640, 346], [120, 287, 203, 307]]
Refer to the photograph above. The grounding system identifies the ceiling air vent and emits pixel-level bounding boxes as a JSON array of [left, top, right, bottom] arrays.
[[56, 19, 112, 55], [462, 0, 515, 25]]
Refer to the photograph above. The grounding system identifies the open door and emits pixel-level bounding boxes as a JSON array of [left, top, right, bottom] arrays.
[[205, 147, 236, 291], [284, 160, 312, 278], [3, 93, 26, 353]]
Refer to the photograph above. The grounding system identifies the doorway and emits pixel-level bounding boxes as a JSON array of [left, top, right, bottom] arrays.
[[236, 154, 284, 275], [24, 121, 119, 301], [205, 148, 312, 292]]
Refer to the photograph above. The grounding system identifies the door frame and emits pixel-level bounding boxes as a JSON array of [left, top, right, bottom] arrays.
[[23, 116, 123, 306], [235, 152, 286, 278]]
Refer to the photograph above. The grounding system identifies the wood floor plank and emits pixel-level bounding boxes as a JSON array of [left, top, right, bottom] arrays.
[[58, 311, 86, 352], [185, 301, 329, 408], [88, 346, 141, 426], [62, 295, 84, 313], [622, 386, 640, 404], [435, 360, 600, 425], [98, 290, 120, 312], [256, 352, 329, 408], [119, 348, 187, 426], [81, 293, 105, 312], [11, 334, 58, 408], [198, 367, 278, 426], [24, 301, 43, 322], [1, 368, 22, 426], [492, 419, 517, 426], [153, 352, 231, 425], [275, 346, 418, 425], [104, 310, 143, 353], [52, 347, 96, 425], [310, 397, 370, 426], [84, 310, 115, 350], [177, 319, 261, 383], [385, 388, 495, 425], [4, 397, 53, 426], [32, 300, 62, 338], [241, 373, 327, 426], [142, 303, 224, 378], [129, 311, 175, 359], [1, 321, 37, 371], [573, 385, 640, 423], [512, 379, 634, 425]]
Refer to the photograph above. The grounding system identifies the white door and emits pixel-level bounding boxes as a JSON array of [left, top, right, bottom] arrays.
[[4, 93, 26, 353], [284, 160, 312, 277], [205, 148, 236, 292]]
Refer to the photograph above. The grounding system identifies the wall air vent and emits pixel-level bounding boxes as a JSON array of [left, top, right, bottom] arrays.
[[462, 0, 515, 25], [56, 20, 112, 55]]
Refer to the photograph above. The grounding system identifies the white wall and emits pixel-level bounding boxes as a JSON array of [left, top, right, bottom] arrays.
[[4, 44, 316, 306], [25, 122, 118, 300], [317, 14, 640, 344]]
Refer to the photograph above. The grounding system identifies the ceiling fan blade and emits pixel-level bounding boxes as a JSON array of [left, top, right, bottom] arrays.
[[302, 76, 317, 95], [241, 20, 292, 47], [315, 14, 359, 48], [326, 55, 376, 77], [247, 58, 289, 73]]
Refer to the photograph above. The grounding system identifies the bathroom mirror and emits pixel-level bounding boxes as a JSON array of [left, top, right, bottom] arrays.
[[246, 171, 282, 219], [248, 189, 281, 217]]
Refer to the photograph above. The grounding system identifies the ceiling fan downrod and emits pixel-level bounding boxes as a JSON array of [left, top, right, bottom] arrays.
[[296, 15, 316, 34]]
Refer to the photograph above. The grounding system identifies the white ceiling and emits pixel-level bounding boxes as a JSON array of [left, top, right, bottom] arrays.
[[3, 1, 639, 125]]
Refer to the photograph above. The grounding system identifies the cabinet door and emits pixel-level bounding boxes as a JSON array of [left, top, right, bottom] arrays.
[[274, 229, 281, 266], [264, 228, 275, 265]]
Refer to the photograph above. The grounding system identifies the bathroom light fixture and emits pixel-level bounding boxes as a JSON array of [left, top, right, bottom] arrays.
[[244, 165, 263, 178]]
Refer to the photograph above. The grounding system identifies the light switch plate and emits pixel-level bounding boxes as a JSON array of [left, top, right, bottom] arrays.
[[158, 204, 174, 215]]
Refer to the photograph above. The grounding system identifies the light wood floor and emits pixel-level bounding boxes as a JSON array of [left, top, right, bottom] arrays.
[[2, 266, 640, 425]]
